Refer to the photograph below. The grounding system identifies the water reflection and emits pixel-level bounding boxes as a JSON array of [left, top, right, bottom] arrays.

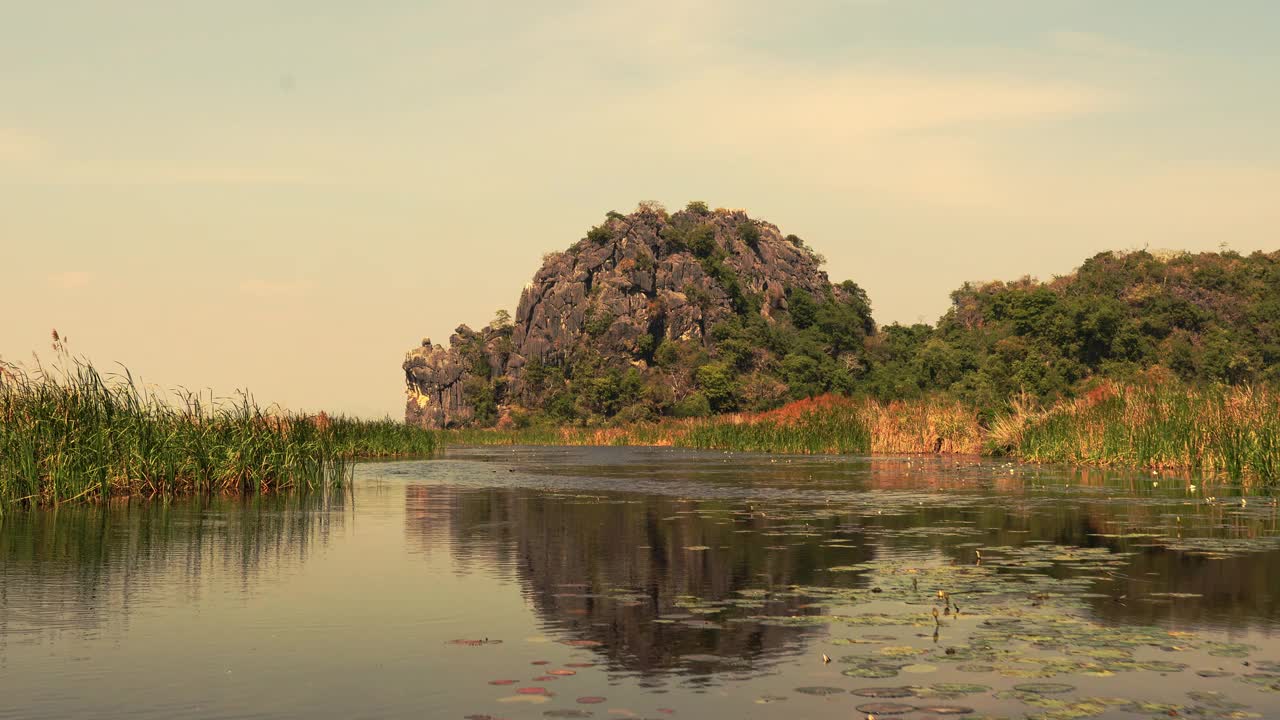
[[408, 484, 877, 676], [409, 448, 1280, 661], [2, 448, 1279, 720], [0, 494, 344, 639]]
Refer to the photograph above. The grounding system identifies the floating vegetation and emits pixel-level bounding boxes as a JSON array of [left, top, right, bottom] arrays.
[[1013, 683, 1077, 695], [854, 701, 916, 715], [914, 705, 974, 715], [792, 686, 846, 696], [851, 687, 915, 698]]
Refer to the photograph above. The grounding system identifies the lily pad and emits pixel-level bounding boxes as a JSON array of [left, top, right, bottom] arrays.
[[851, 687, 915, 698], [842, 667, 900, 679], [793, 686, 847, 696], [916, 683, 991, 697], [854, 702, 916, 715], [914, 705, 975, 715], [1013, 683, 1075, 695]]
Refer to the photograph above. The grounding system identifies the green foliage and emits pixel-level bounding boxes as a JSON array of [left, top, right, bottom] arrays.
[[787, 288, 817, 329], [583, 368, 645, 417], [463, 376, 500, 426], [737, 222, 761, 251], [694, 362, 738, 412], [856, 250, 1280, 410], [685, 200, 710, 214], [653, 340, 679, 368], [635, 333, 656, 358], [673, 392, 712, 418], [583, 309, 615, 337], [546, 391, 578, 423], [586, 224, 613, 245], [686, 224, 718, 258]]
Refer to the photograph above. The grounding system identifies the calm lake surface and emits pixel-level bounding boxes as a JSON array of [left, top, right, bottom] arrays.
[[3, 447, 1280, 719]]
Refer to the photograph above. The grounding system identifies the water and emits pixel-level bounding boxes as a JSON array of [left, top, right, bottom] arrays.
[[3, 447, 1279, 719]]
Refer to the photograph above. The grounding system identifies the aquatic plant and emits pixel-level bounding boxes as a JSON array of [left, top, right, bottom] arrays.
[[988, 372, 1280, 483], [0, 357, 436, 507]]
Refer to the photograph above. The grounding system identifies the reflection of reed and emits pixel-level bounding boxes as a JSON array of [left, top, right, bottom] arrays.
[[1091, 550, 1280, 627], [0, 494, 343, 633]]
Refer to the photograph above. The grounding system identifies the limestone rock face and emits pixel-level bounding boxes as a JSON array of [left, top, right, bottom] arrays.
[[403, 205, 838, 428], [404, 333, 472, 429]]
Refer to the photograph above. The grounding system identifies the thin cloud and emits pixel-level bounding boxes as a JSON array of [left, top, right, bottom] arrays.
[[239, 279, 310, 298], [1047, 30, 1161, 63], [0, 128, 45, 162], [48, 271, 91, 290], [36, 165, 341, 187]]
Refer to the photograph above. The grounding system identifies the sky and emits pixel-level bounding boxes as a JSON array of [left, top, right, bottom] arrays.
[[3, 0, 1278, 418]]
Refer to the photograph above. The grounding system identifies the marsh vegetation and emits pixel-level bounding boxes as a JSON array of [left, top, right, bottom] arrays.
[[0, 357, 436, 507], [445, 375, 1280, 485]]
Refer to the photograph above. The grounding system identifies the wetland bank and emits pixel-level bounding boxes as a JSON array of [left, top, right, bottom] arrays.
[[4, 446, 1280, 720]]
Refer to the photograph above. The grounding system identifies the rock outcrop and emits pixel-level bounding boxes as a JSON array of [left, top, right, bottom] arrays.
[[403, 203, 848, 428]]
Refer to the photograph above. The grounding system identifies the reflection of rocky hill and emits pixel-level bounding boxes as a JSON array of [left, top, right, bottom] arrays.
[[407, 484, 875, 674], [404, 454, 1280, 657]]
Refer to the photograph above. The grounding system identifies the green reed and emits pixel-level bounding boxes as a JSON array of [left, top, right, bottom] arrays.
[[439, 400, 875, 455], [0, 358, 436, 507], [994, 378, 1280, 485], [443, 381, 1280, 486], [678, 409, 872, 455]]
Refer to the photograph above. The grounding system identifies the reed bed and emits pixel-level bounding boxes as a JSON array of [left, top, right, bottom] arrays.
[[443, 394, 980, 456], [0, 359, 436, 507], [988, 377, 1280, 483], [446, 382, 1280, 485]]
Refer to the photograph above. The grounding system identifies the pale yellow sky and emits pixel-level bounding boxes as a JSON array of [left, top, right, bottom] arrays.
[[3, 1, 1278, 417]]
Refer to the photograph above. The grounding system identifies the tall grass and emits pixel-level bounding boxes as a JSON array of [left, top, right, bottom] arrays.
[[987, 375, 1280, 484], [442, 394, 981, 456], [0, 358, 436, 507], [444, 378, 1280, 485]]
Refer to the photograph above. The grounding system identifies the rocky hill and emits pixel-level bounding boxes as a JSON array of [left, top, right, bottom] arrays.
[[405, 203, 1280, 428], [404, 202, 872, 428]]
